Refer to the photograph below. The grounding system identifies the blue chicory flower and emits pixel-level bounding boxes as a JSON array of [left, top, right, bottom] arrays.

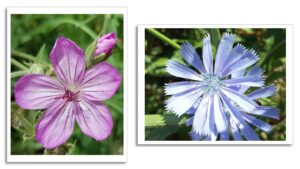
[[165, 33, 280, 141]]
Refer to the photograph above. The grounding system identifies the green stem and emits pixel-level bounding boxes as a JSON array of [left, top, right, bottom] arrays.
[[209, 29, 221, 48], [146, 28, 181, 50], [11, 58, 29, 71], [12, 50, 36, 61], [101, 14, 111, 34], [11, 71, 28, 78]]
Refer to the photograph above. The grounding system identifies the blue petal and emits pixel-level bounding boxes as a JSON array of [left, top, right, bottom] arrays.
[[250, 106, 280, 120], [213, 94, 227, 133], [219, 44, 246, 75], [221, 50, 259, 77], [164, 81, 202, 95], [166, 60, 203, 81], [220, 129, 229, 140], [165, 87, 203, 116], [220, 92, 260, 140], [219, 91, 244, 125], [248, 85, 276, 100], [239, 122, 260, 140], [221, 87, 258, 113], [189, 131, 202, 141], [186, 117, 194, 126], [214, 33, 235, 75], [239, 65, 264, 93], [229, 119, 242, 140], [242, 113, 272, 133], [202, 34, 213, 73], [192, 96, 210, 135], [231, 68, 246, 79], [223, 77, 264, 87], [202, 95, 215, 136], [246, 65, 264, 77], [180, 42, 206, 74]]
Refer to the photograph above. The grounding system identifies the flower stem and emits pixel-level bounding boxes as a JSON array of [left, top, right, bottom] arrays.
[[11, 71, 28, 78], [146, 28, 181, 50], [11, 58, 29, 71], [12, 50, 36, 61], [209, 29, 221, 48]]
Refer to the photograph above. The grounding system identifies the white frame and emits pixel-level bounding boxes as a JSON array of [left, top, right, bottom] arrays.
[[137, 24, 293, 145], [6, 7, 127, 162]]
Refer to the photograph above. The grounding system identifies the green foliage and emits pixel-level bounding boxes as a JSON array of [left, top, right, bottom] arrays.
[[145, 28, 286, 141], [11, 14, 124, 155]]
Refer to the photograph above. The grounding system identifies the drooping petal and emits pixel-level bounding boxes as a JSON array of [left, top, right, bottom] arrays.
[[242, 114, 272, 133], [239, 122, 260, 140], [164, 81, 202, 95], [180, 42, 206, 74], [50, 37, 86, 86], [76, 99, 113, 141], [14, 74, 65, 110], [214, 33, 235, 75], [79, 62, 121, 101], [166, 60, 203, 81], [229, 119, 242, 140], [221, 87, 258, 113], [250, 106, 280, 120], [213, 94, 227, 133], [166, 87, 203, 116], [248, 85, 276, 100], [223, 77, 264, 87], [192, 96, 210, 135], [202, 35, 213, 73], [221, 50, 259, 77], [36, 100, 76, 149]]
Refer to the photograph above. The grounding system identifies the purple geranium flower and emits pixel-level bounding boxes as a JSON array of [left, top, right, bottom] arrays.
[[14, 37, 121, 148], [165, 33, 280, 141]]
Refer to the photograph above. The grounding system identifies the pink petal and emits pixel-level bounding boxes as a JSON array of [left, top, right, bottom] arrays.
[[50, 37, 86, 86], [36, 100, 76, 149], [79, 62, 121, 101], [14, 74, 65, 109], [75, 99, 113, 141]]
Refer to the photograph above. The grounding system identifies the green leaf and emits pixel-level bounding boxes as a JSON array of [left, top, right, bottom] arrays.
[[36, 43, 49, 63], [145, 114, 188, 140]]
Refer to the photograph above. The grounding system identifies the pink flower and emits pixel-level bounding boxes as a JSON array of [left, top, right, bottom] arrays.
[[14, 37, 121, 149], [94, 32, 117, 58]]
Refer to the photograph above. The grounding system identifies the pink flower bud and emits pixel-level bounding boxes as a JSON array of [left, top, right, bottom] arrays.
[[94, 32, 116, 58]]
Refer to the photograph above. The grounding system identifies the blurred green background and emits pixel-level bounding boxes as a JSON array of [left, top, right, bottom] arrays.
[[11, 14, 124, 154], [145, 28, 286, 141]]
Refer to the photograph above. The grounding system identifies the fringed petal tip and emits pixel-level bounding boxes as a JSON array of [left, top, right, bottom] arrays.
[[247, 48, 260, 60], [202, 33, 211, 43], [222, 32, 235, 42], [235, 43, 247, 54]]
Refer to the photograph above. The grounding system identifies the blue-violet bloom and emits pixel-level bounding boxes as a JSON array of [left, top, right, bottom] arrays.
[[165, 33, 280, 141]]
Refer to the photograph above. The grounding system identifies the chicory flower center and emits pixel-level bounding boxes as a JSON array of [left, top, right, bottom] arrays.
[[203, 74, 222, 95]]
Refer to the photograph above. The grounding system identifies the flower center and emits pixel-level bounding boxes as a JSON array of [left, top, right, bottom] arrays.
[[63, 88, 79, 102], [203, 74, 222, 95]]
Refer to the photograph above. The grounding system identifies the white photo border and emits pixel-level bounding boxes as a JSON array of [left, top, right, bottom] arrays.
[[6, 7, 128, 163], [138, 24, 293, 145]]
